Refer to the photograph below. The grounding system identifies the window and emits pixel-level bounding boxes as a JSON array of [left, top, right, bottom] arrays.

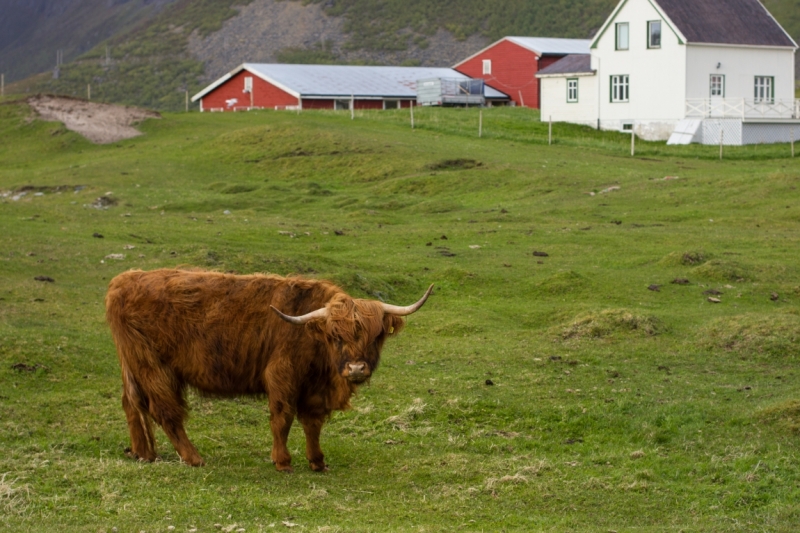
[[334, 99, 351, 110], [648, 21, 661, 48], [384, 100, 400, 109], [567, 79, 578, 102], [710, 74, 725, 97], [482, 59, 492, 75], [616, 23, 629, 50], [611, 75, 629, 102], [243, 76, 253, 92], [754, 76, 774, 103]]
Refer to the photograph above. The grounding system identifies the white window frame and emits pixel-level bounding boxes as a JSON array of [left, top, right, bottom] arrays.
[[616, 23, 629, 50], [482, 59, 492, 75], [383, 99, 401, 110], [648, 20, 661, 49], [754, 76, 774, 103], [710, 74, 725, 97], [611, 75, 629, 103], [567, 78, 578, 103], [243, 76, 253, 92]]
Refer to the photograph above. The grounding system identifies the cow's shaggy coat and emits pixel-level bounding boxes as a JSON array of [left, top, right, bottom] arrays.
[[105, 268, 421, 472]]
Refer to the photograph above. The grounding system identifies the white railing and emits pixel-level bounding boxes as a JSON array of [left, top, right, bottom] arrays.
[[686, 98, 800, 119]]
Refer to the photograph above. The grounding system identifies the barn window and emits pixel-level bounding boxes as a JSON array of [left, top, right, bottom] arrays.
[[754, 76, 774, 103], [482, 59, 492, 75], [648, 21, 661, 48], [611, 75, 629, 102], [616, 23, 629, 50], [384, 100, 400, 109], [567, 79, 578, 103], [334, 99, 351, 110], [244, 76, 253, 92], [710, 75, 725, 97]]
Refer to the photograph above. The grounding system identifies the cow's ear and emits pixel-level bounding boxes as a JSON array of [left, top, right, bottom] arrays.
[[384, 314, 405, 336]]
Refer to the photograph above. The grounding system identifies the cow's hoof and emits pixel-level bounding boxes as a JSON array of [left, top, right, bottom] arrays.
[[124, 447, 156, 462], [310, 462, 328, 472], [275, 464, 294, 473]]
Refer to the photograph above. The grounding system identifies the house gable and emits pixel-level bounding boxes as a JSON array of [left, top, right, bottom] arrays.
[[591, 0, 685, 49]]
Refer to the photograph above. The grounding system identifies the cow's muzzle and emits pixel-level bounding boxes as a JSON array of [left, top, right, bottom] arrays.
[[343, 362, 370, 383]]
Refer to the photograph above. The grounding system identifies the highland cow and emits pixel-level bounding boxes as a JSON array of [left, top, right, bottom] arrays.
[[105, 269, 432, 472]]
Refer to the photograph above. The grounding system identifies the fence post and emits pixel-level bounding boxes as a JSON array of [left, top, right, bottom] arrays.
[[631, 129, 635, 156], [410, 101, 415, 129], [185, 90, 189, 112], [479, 109, 483, 138], [350, 94, 354, 120], [548, 116, 552, 145], [87, 84, 91, 101], [1, 73, 4, 97], [518, 91, 525, 107], [719, 128, 724, 160], [792, 128, 795, 158]]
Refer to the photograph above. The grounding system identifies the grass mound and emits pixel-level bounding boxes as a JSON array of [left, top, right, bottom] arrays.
[[759, 400, 800, 434], [555, 309, 664, 340], [426, 158, 482, 171], [659, 250, 708, 267], [692, 259, 751, 282], [699, 313, 800, 357], [536, 270, 589, 295]]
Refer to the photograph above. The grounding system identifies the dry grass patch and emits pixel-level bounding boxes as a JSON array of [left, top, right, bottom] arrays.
[[699, 313, 800, 357], [0, 472, 29, 516], [385, 398, 427, 431], [554, 309, 664, 340], [759, 400, 800, 434], [659, 250, 709, 267]]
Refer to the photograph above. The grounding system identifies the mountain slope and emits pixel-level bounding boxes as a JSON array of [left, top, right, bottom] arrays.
[[0, 0, 176, 84], [8, 0, 799, 110]]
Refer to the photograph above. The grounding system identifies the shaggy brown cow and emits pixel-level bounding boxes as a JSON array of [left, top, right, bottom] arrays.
[[105, 268, 432, 472]]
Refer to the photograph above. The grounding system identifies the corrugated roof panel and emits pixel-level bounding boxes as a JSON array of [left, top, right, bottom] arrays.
[[536, 54, 594, 76], [244, 64, 509, 99], [506, 37, 592, 55]]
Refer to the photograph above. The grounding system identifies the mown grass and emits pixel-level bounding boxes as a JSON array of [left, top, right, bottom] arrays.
[[2, 103, 800, 532]]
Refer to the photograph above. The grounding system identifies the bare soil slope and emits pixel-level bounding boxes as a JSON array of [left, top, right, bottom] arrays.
[[28, 95, 161, 144]]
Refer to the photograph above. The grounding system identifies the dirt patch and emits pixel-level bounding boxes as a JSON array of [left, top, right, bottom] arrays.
[[28, 95, 160, 144], [759, 400, 800, 434]]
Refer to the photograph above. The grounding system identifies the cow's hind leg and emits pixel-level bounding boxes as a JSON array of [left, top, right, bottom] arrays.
[[121, 370, 156, 462], [269, 398, 295, 472], [139, 370, 205, 466]]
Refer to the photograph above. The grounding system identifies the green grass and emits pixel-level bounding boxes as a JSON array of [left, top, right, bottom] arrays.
[[2, 103, 800, 531]]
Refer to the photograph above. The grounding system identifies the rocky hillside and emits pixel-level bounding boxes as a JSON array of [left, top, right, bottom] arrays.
[[7, 0, 799, 110]]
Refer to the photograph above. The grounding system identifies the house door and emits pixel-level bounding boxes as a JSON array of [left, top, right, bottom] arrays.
[[709, 74, 725, 116]]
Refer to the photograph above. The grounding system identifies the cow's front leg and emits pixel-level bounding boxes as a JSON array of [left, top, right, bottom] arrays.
[[269, 399, 295, 473], [299, 415, 327, 472]]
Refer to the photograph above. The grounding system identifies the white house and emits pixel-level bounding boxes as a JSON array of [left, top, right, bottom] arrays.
[[537, 0, 799, 144]]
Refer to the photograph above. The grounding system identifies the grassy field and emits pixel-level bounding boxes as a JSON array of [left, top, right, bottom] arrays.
[[2, 102, 800, 532]]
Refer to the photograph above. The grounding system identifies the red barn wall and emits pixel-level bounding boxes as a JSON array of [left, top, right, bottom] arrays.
[[455, 40, 564, 108], [201, 70, 298, 111], [301, 99, 335, 110]]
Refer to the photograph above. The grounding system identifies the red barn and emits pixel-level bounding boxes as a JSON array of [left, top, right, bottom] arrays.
[[453, 37, 591, 108], [192, 63, 508, 112]]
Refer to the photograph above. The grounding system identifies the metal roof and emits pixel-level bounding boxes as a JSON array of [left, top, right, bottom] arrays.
[[505, 37, 592, 56], [654, 0, 797, 48], [536, 55, 594, 77], [192, 64, 509, 102]]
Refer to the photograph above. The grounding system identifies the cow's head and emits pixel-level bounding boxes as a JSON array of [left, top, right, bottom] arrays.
[[271, 285, 433, 384]]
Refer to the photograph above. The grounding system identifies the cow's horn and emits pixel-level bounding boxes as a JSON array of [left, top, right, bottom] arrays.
[[380, 284, 434, 316], [270, 305, 329, 325]]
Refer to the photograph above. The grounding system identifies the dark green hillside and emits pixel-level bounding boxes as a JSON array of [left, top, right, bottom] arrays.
[[317, 0, 618, 50], [11, 0, 800, 111]]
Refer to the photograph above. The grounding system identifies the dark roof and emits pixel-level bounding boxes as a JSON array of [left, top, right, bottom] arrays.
[[536, 54, 594, 76], [656, 0, 796, 47]]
